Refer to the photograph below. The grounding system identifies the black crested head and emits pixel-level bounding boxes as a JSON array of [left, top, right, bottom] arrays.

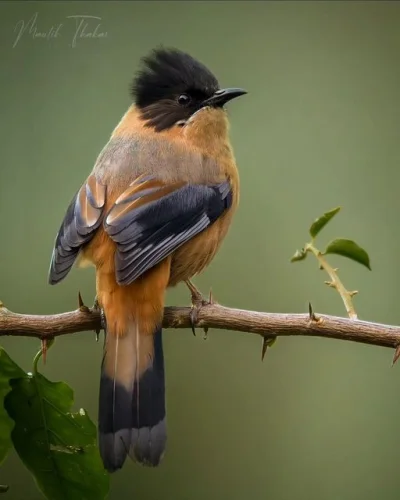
[[131, 47, 220, 131], [132, 47, 219, 108]]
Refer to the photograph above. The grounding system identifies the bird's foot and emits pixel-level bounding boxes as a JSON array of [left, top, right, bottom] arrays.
[[93, 295, 100, 311], [185, 279, 214, 338]]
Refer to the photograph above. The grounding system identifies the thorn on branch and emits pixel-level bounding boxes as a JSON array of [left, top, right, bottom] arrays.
[[308, 302, 324, 324], [392, 345, 400, 366], [261, 336, 276, 361], [261, 336, 268, 361], [78, 291, 90, 313], [308, 302, 318, 322]]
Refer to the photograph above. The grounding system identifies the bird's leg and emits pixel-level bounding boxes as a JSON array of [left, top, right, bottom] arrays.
[[185, 279, 214, 337], [92, 295, 106, 341]]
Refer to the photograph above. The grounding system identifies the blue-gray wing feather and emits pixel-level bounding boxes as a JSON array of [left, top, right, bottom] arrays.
[[104, 180, 232, 285], [48, 175, 106, 285]]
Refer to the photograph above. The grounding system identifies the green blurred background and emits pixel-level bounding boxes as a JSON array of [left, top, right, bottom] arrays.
[[1, 1, 400, 499]]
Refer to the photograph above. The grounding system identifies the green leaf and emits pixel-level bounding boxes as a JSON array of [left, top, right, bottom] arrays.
[[4, 370, 109, 500], [290, 249, 308, 262], [309, 207, 341, 239], [324, 238, 371, 270], [0, 348, 25, 466]]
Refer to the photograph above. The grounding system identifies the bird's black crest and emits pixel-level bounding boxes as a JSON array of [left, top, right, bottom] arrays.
[[132, 47, 219, 108]]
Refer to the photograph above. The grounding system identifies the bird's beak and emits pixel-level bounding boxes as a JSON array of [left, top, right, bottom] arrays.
[[201, 88, 247, 108]]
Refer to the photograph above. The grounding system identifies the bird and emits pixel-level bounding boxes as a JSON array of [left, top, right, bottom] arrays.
[[48, 47, 246, 472]]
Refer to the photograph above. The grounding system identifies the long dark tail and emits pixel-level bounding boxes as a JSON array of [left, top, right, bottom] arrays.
[[98, 321, 166, 472]]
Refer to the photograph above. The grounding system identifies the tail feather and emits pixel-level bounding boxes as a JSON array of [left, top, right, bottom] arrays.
[[98, 322, 166, 472], [130, 329, 166, 465]]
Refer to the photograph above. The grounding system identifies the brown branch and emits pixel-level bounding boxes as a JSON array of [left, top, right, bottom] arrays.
[[0, 302, 399, 351]]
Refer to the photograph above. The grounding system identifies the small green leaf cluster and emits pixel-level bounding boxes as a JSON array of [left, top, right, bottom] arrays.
[[0, 348, 109, 499], [291, 207, 371, 270]]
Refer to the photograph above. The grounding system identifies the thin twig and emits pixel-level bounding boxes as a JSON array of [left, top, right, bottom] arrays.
[[305, 243, 358, 320]]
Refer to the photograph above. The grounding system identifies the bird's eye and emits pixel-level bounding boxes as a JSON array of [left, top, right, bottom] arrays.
[[177, 94, 191, 106]]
